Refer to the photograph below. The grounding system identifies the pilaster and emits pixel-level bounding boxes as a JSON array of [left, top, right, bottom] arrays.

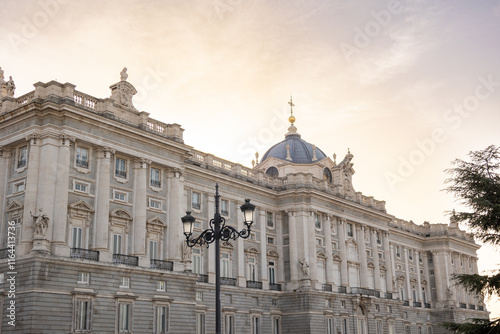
[[371, 228, 381, 291], [0, 147, 11, 249], [337, 218, 349, 287], [94, 147, 114, 262], [287, 209, 299, 289], [357, 224, 368, 288], [324, 215, 334, 285], [133, 158, 149, 266], [259, 210, 269, 289]]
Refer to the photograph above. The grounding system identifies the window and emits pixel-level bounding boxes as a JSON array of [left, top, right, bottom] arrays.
[[113, 234, 123, 254], [252, 316, 261, 334], [266, 212, 274, 228], [418, 326, 422, 334], [347, 223, 353, 237], [409, 249, 413, 261], [248, 258, 257, 281], [376, 231, 381, 244], [427, 326, 432, 334], [12, 218, 22, 245], [149, 198, 162, 210], [195, 292, 203, 301], [341, 300, 346, 308], [267, 236, 275, 244], [405, 325, 411, 334], [13, 181, 25, 193], [192, 248, 202, 274], [396, 246, 401, 258], [196, 312, 205, 334], [221, 199, 229, 216], [221, 253, 231, 277], [376, 320, 382, 334], [151, 167, 161, 187], [315, 214, 321, 229], [150, 240, 158, 260], [224, 314, 234, 334], [323, 168, 332, 182], [157, 281, 166, 291], [192, 192, 201, 210], [378, 253, 383, 259], [76, 146, 89, 168], [388, 321, 395, 334], [78, 272, 90, 284], [268, 261, 276, 284], [74, 298, 92, 331], [428, 252, 433, 263], [72, 227, 83, 249], [17, 146, 27, 168], [326, 317, 334, 334], [316, 237, 323, 246], [115, 157, 127, 178], [120, 277, 130, 288], [74, 181, 89, 193], [273, 316, 281, 334], [118, 302, 132, 332], [114, 190, 128, 202], [341, 318, 348, 334], [154, 305, 169, 334]]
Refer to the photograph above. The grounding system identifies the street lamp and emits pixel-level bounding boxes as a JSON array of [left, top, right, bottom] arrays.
[[181, 183, 256, 334]]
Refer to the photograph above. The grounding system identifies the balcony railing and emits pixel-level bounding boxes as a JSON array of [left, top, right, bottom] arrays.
[[478, 305, 484, 311], [115, 170, 127, 178], [469, 304, 476, 310], [351, 287, 380, 298], [246, 280, 263, 289], [385, 292, 393, 300], [113, 254, 138, 266], [403, 300, 410, 306], [413, 302, 422, 307], [17, 159, 27, 169], [459, 303, 467, 309], [76, 159, 89, 168], [269, 283, 282, 291], [150, 259, 173, 271], [70, 248, 100, 261], [197, 274, 208, 283], [322, 284, 333, 292], [150, 180, 161, 187], [338, 286, 347, 293], [221, 277, 236, 286], [424, 303, 431, 309]]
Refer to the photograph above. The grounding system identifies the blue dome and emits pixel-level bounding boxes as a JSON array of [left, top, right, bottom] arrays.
[[261, 131, 327, 164]]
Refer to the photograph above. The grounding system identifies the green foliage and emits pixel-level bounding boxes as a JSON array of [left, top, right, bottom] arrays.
[[442, 318, 500, 334]]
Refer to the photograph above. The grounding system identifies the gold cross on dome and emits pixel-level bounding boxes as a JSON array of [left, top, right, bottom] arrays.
[[288, 96, 295, 115]]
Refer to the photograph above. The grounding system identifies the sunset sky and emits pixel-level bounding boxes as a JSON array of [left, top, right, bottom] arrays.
[[2, 0, 500, 316]]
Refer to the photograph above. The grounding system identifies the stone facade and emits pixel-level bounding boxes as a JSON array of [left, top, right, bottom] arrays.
[[0, 73, 488, 333]]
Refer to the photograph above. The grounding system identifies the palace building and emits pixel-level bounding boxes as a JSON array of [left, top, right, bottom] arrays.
[[0, 70, 488, 333]]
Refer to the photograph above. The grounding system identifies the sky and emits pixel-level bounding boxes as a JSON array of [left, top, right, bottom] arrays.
[[1, 0, 500, 317]]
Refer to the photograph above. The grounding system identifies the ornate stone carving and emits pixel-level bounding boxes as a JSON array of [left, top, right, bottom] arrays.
[[6, 76, 15, 97], [110, 69, 138, 110], [120, 67, 128, 81], [31, 208, 49, 238], [299, 259, 310, 278]]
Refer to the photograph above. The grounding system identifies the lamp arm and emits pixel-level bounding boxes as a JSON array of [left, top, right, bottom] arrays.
[[184, 228, 216, 247], [219, 225, 252, 242]]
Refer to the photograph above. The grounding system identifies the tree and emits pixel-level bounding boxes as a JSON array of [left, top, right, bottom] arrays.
[[443, 145, 500, 333]]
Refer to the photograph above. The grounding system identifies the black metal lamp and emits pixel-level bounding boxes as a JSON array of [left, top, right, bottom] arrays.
[[240, 198, 256, 228], [181, 211, 196, 237]]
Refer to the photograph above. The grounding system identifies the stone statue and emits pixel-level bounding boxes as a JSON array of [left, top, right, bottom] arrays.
[[0, 67, 4, 84], [299, 259, 310, 278], [446, 287, 453, 299], [120, 67, 128, 81], [6, 76, 15, 97], [31, 208, 49, 238], [182, 242, 192, 261]]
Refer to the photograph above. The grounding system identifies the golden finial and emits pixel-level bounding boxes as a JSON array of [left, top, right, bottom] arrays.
[[288, 96, 296, 124]]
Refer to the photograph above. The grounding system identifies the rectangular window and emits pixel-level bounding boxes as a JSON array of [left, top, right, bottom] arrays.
[[114, 190, 127, 202], [267, 236, 275, 244], [157, 281, 166, 292], [72, 227, 83, 249], [248, 258, 257, 281], [409, 249, 413, 261], [118, 303, 132, 332], [155, 305, 169, 334], [17, 146, 27, 168], [341, 318, 348, 334], [316, 237, 323, 246], [268, 262, 276, 284], [267, 212, 274, 228], [78, 272, 90, 284], [150, 240, 158, 260], [14, 181, 25, 193], [224, 314, 234, 334], [120, 277, 130, 288], [315, 214, 321, 229], [13, 218, 22, 245], [252, 316, 260, 334], [250, 232, 256, 241], [195, 292, 203, 301], [76, 147, 89, 168], [113, 234, 122, 254], [327, 318, 334, 334], [273, 317, 281, 334], [150, 167, 161, 187], [115, 158, 127, 178], [75, 299, 92, 331], [74, 181, 89, 193], [347, 223, 353, 237], [149, 198, 162, 210], [192, 192, 201, 210], [196, 313, 205, 334], [192, 248, 202, 274], [221, 199, 229, 216], [376, 320, 382, 334], [396, 246, 401, 258], [376, 231, 381, 244]]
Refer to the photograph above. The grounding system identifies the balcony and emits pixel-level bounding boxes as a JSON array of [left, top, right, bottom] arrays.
[[113, 254, 138, 266], [76, 158, 89, 168], [70, 248, 100, 261], [413, 302, 422, 307], [221, 277, 236, 286], [351, 287, 380, 298], [403, 300, 410, 306], [322, 284, 333, 292], [469, 304, 476, 310], [150, 259, 173, 271], [0, 248, 9, 259], [150, 179, 161, 187], [246, 280, 263, 289], [459, 303, 467, 309], [338, 286, 347, 293], [385, 292, 393, 300], [269, 283, 282, 291], [115, 170, 127, 178], [424, 303, 431, 309], [197, 274, 208, 283]]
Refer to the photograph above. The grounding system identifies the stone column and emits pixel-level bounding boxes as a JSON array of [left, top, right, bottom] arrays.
[[51, 135, 73, 256], [259, 210, 269, 289], [357, 225, 369, 288], [94, 147, 114, 260], [403, 248, 411, 302], [287, 210, 299, 288], [237, 200, 245, 287], [338, 218, 349, 287], [324, 215, 335, 285], [0, 148, 11, 249], [388, 241, 396, 294], [132, 158, 148, 265], [370, 228, 381, 291], [306, 211, 318, 287], [416, 252, 422, 303], [276, 213, 285, 284], [422, 252, 431, 303], [433, 251, 445, 303], [168, 168, 184, 270], [20, 134, 40, 255]]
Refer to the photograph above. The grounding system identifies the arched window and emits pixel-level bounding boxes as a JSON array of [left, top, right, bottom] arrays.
[[266, 167, 279, 177], [323, 168, 332, 182]]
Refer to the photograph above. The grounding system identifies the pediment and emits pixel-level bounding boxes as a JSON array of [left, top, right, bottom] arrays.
[[267, 250, 279, 258], [245, 246, 259, 254], [317, 251, 327, 259], [110, 209, 133, 220], [6, 200, 23, 212], [69, 200, 95, 212], [332, 255, 342, 262], [147, 216, 166, 227]]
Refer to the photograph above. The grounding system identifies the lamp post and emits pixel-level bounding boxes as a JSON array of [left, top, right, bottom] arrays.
[[182, 183, 256, 334]]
